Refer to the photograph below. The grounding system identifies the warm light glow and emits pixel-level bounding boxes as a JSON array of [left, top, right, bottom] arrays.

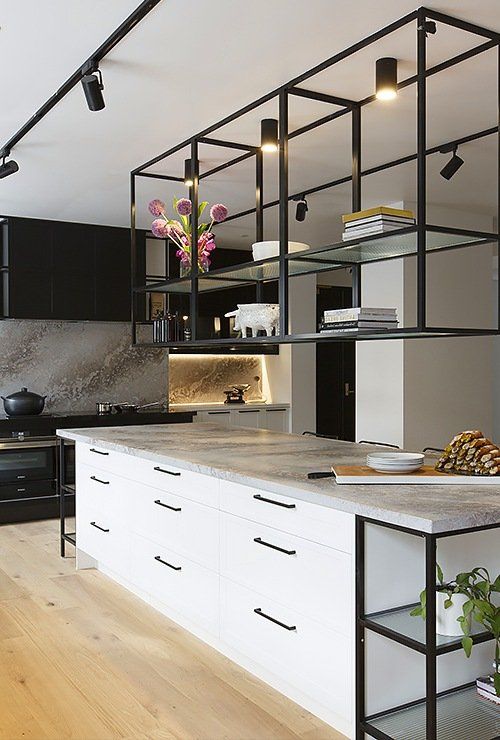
[[261, 143, 278, 153], [184, 178, 194, 187], [376, 87, 397, 101]]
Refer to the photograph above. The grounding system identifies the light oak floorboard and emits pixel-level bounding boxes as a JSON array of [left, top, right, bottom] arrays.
[[0, 520, 346, 740]]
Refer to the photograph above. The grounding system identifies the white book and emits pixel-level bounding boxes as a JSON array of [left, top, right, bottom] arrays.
[[322, 321, 398, 329], [320, 327, 394, 334], [477, 687, 500, 705], [324, 307, 397, 319], [345, 215, 415, 228], [342, 224, 406, 240]]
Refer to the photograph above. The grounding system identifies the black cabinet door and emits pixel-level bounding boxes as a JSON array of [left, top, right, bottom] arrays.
[[95, 226, 131, 321], [6, 218, 54, 319], [51, 222, 95, 319], [8, 270, 53, 319]]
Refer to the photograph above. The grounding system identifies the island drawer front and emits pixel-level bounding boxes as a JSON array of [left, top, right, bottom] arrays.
[[220, 513, 351, 634], [76, 504, 130, 576], [77, 443, 219, 508], [130, 534, 219, 636], [76, 463, 129, 524], [130, 485, 219, 572], [220, 480, 354, 553], [221, 577, 352, 721]]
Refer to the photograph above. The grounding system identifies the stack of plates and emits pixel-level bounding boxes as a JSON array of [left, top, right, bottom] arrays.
[[366, 452, 424, 474]]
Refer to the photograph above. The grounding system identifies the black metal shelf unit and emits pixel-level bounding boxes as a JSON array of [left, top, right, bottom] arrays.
[[58, 437, 76, 556], [130, 7, 500, 351], [356, 517, 500, 740]]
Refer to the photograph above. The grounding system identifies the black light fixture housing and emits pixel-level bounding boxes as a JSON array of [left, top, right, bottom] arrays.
[[439, 145, 464, 180], [293, 195, 308, 222], [0, 151, 19, 179], [375, 57, 398, 101], [261, 118, 278, 152], [81, 62, 105, 111], [184, 158, 194, 187]]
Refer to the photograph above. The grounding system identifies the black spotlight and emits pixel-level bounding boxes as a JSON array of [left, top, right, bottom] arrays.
[[440, 146, 464, 180], [294, 195, 308, 222], [0, 153, 19, 179], [81, 64, 105, 111], [184, 158, 193, 187]]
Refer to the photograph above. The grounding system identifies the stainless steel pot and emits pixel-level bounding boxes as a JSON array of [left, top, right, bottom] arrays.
[[113, 400, 164, 414], [95, 402, 113, 415], [1, 387, 46, 416]]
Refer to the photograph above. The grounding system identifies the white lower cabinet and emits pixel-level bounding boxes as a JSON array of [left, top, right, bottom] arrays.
[[75, 443, 354, 738], [194, 405, 290, 431]]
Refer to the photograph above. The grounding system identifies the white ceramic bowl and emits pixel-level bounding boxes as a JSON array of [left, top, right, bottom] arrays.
[[366, 452, 424, 473], [251, 241, 309, 261]]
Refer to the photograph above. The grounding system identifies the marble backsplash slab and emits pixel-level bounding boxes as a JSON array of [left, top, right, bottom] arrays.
[[168, 355, 264, 404], [0, 320, 168, 413]]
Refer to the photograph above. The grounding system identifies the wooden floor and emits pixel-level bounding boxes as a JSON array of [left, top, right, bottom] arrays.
[[0, 519, 346, 740]]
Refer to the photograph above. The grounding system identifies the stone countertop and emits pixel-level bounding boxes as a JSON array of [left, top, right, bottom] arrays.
[[57, 424, 500, 534]]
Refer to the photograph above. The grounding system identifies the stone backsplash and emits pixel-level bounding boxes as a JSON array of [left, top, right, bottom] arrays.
[[168, 355, 264, 404]]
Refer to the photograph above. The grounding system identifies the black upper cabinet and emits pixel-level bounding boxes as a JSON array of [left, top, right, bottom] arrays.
[[2, 217, 142, 322]]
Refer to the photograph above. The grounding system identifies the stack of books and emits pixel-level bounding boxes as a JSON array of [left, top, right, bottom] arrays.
[[476, 675, 499, 705], [342, 206, 415, 241], [320, 307, 398, 334]]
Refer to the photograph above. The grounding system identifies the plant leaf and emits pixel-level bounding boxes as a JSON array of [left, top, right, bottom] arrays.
[[436, 563, 444, 584], [198, 201, 208, 219], [461, 635, 473, 657], [494, 672, 500, 696], [444, 598, 453, 609]]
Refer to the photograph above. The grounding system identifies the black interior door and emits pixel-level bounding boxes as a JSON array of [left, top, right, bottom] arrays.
[[316, 285, 355, 441]]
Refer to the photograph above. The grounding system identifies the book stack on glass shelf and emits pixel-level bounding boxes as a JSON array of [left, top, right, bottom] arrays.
[[342, 206, 415, 241], [320, 307, 398, 335], [476, 674, 500, 705]]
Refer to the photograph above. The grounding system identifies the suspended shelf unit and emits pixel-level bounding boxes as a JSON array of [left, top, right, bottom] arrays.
[[130, 6, 500, 353]]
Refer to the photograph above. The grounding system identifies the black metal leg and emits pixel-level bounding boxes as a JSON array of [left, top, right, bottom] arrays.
[[417, 10, 427, 331], [425, 533, 438, 740], [58, 438, 66, 557], [355, 516, 366, 740]]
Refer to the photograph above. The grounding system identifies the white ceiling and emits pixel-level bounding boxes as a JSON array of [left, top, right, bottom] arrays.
[[0, 0, 498, 250]]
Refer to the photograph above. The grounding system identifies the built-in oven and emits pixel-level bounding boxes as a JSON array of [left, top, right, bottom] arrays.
[[0, 437, 57, 483]]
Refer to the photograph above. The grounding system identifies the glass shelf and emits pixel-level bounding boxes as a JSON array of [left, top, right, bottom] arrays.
[[137, 227, 497, 294], [363, 604, 491, 655], [366, 685, 500, 740]]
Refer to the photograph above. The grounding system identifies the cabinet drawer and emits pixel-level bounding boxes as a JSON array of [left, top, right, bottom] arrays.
[[220, 479, 353, 553], [131, 534, 219, 636], [77, 442, 118, 473], [76, 463, 130, 525], [221, 513, 351, 634], [221, 577, 352, 720], [131, 484, 219, 571], [76, 504, 130, 576]]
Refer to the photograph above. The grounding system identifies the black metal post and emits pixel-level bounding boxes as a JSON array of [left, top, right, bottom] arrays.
[[425, 533, 438, 740], [497, 45, 500, 333], [58, 438, 66, 557], [355, 516, 365, 740], [279, 89, 289, 338], [351, 104, 362, 308], [417, 11, 427, 331], [256, 149, 264, 303], [130, 172, 137, 345], [190, 139, 199, 341]]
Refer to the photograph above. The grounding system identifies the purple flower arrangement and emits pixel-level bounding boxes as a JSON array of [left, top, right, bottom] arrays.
[[148, 196, 228, 274]]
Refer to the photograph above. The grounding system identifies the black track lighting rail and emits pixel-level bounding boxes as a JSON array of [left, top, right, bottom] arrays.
[[0, 0, 162, 160]]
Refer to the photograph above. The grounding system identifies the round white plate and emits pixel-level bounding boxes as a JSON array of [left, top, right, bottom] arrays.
[[366, 452, 424, 473]]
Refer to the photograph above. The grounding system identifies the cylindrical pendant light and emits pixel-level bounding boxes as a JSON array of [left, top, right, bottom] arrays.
[[261, 118, 278, 152], [375, 57, 398, 101], [184, 158, 194, 187]]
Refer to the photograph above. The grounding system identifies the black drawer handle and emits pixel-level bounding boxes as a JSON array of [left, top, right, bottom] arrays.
[[89, 448, 109, 456], [254, 608, 296, 631], [253, 494, 296, 509], [254, 537, 296, 556], [90, 521, 109, 533], [153, 466, 181, 476], [208, 411, 230, 415], [154, 555, 181, 571], [154, 499, 182, 512], [90, 475, 110, 485]]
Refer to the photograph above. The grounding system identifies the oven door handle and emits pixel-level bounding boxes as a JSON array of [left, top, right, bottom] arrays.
[[0, 439, 58, 450]]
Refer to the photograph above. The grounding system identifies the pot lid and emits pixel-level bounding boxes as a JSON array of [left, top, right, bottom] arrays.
[[3, 387, 45, 401]]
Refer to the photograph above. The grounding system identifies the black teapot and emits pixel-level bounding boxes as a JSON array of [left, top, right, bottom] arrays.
[[1, 387, 47, 416]]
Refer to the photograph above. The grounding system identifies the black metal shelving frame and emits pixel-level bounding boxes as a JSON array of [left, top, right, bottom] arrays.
[[356, 516, 500, 740], [130, 6, 500, 350], [58, 437, 76, 557]]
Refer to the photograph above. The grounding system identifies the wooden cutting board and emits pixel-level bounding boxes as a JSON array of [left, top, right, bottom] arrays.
[[333, 465, 500, 485]]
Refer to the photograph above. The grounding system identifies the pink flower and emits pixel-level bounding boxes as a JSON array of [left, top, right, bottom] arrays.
[[176, 198, 192, 216], [205, 239, 216, 251], [210, 203, 228, 222], [151, 218, 169, 238], [148, 199, 165, 217]]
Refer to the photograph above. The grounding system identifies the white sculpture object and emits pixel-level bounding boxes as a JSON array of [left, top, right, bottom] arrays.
[[225, 303, 280, 338]]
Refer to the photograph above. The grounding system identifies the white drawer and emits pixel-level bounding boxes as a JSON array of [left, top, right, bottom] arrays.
[[76, 504, 130, 577], [221, 513, 351, 634], [76, 463, 131, 525], [130, 484, 219, 571], [131, 534, 219, 636], [77, 443, 220, 508], [231, 408, 262, 429], [221, 577, 352, 720], [220, 479, 354, 553]]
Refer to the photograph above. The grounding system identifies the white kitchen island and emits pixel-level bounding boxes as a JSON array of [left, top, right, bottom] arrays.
[[58, 424, 500, 740]]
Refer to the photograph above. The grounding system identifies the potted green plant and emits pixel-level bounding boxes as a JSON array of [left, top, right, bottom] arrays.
[[411, 565, 500, 696]]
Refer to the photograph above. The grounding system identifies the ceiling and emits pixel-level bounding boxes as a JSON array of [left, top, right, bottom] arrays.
[[0, 0, 498, 252]]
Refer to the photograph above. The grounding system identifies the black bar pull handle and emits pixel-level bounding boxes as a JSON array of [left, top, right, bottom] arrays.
[[253, 494, 296, 509], [90, 521, 109, 533], [254, 607, 296, 631], [90, 475, 110, 485], [154, 555, 181, 571], [154, 499, 182, 512], [89, 448, 109, 456], [254, 537, 296, 555], [153, 466, 181, 477]]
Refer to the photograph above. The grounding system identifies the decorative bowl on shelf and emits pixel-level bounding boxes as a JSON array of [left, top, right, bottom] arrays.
[[366, 452, 424, 473], [251, 241, 309, 261]]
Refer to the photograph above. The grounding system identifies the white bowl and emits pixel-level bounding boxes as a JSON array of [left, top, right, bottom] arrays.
[[251, 241, 309, 261]]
